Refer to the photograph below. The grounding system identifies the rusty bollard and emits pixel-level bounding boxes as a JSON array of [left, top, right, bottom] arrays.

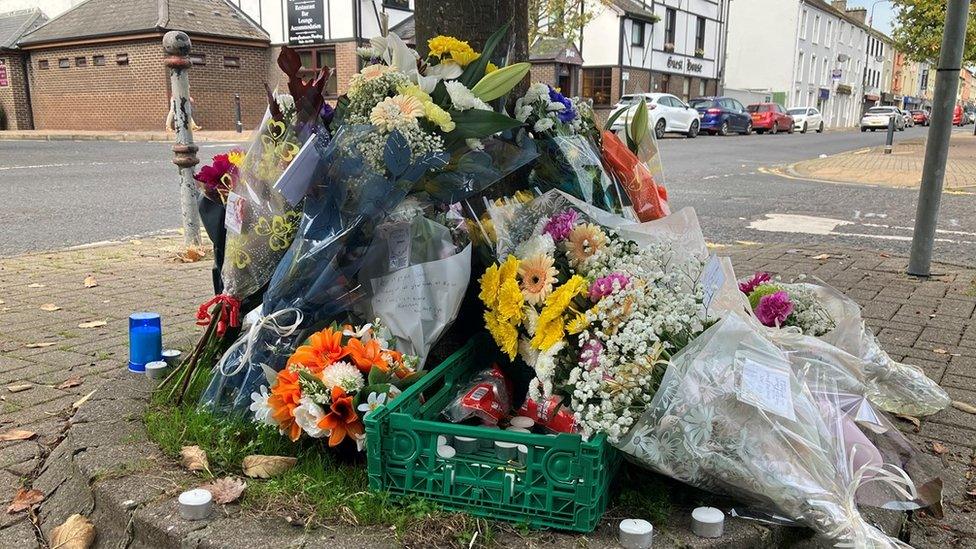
[[163, 31, 202, 248]]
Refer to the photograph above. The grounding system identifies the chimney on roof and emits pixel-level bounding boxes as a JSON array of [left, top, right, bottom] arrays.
[[831, 0, 847, 11], [846, 7, 867, 24]]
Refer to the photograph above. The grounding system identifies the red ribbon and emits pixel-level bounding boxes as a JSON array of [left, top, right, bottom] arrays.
[[196, 294, 242, 337]]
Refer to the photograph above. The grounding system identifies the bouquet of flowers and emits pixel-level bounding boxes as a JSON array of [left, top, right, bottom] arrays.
[[193, 148, 244, 294], [515, 83, 628, 216], [602, 99, 670, 222], [250, 322, 421, 450], [740, 272, 949, 416]]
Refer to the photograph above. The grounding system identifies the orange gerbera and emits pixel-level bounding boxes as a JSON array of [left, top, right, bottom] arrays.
[[317, 387, 364, 447], [287, 327, 348, 373], [346, 338, 388, 373], [267, 368, 303, 441]]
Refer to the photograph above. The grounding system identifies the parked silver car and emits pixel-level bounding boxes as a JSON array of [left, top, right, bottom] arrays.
[[860, 107, 905, 132]]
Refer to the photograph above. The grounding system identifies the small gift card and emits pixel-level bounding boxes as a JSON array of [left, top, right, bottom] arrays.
[[383, 222, 412, 271], [225, 192, 245, 235], [701, 254, 726, 310], [272, 134, 321, 205], [736, 350, 797, 422]]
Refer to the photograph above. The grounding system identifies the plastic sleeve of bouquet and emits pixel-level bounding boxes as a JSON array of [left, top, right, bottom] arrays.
[[418, 136, 538, 205], [527, 135, 628, 216], [614, 314, 920, 547], [601, 130, 671, 222]]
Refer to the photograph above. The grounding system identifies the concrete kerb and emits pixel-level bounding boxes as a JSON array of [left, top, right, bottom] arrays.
[[0, 132, 251, 143]]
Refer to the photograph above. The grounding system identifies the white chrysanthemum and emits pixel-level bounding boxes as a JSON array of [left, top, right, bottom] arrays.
[[321, 361, 365, 393], [518, 337, 539, 368], [533, 118, 554, 133], [357, 46, 379, 58], [275, 93, 295, 113], [465, 138, 485, 151], [444, 81, 491, 111], [515, 233, 556, 259], [293, 397, 328, 438], [249, 385, 276, 426]]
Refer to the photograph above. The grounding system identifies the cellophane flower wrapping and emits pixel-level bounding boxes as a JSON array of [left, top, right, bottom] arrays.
[[602, 129, 670, 222], [201, 127, 525, 414], [615, 313, 937, 548]]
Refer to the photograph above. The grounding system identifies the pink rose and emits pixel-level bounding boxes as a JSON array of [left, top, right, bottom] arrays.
[[755, 291, 794, 327]]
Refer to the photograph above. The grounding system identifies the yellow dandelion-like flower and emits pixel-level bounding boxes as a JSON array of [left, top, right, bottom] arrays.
[[497, 277, 525, 324], [450, 48, 480, 67], [479, 263, 501, 307], [531, 275, 587, 350], [424, 101, 455, 132], [498, 255, 520, 284], [397, 84, 432, 104], [227, 149, 245, 167], [485, 310, 518, 359], [427, 35, 467, 58], [566, 312, 589, 335]]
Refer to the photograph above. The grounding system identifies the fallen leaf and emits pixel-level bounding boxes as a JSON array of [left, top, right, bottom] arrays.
[[56, 377, 83, 390], [25, 342, 55, 348], [77, 320, 107, 329], [48, 513, 95, 549], [200, 477, 247, 504], [895, 414, 921, 432], [0, 429, 35, 442], [952, 401, 976, 414], [6, 488, 44, 514], [933, 348, 948, 354], [6, 383, 32, 393], [27, 283, 44, 288], [933, 442, 949, 455], [811, 253, 832, 260], [39, 303, 61, 312], [180, 445, 210, 474], [880, 252, 891, 258], [83, 275, 98, 288], [175, 247, 207, 263], [242, 455, 297, 478], [72, 390, 96, 410]]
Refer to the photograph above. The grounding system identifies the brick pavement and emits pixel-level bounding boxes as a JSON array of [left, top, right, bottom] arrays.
[[789, 133, 976, 190], [0, 129, 251, 142], [0, 237, 974, 547]]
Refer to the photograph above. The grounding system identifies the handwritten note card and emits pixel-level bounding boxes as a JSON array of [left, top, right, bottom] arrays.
[[737, 355, 797, 422], [701, 254, 726, 310]]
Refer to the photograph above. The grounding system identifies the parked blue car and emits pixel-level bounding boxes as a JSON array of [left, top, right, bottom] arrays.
[[688, 96, 753, 136]]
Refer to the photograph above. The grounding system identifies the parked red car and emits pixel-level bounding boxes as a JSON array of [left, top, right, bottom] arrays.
[[911, 110, 930, 126], [746, 103, 794, 134], [954, 104, 964, 125]]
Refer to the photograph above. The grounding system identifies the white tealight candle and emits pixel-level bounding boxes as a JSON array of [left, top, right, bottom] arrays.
[[509, 416, 534, 429], [691, 506, 724, 538], [619, 518, 653, 549], [516, 444, 529, 466], [145, 360, 169, 380], [437, 445, 456, 459], [453, 436, 479, 455], [494, 440, 518, 461], [506, 426, 530, 433], [437, 434, 451, 447], [162, 349, 182, 368], [178, 489, 212, 520]]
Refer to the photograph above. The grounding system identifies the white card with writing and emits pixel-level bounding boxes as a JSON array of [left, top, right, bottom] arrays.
[[701, 254, 726, 310], [272, 135, 319, 205], [737, 354, 797, 422], [385, 223, 412, 271], [225, 192, 245, 235]]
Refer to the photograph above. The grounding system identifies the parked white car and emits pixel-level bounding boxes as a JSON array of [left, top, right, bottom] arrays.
[[608, 93, 701, 139], [900, 109, 914, 128], [860, 106, 905, 132], [786, 107, 824, 133]]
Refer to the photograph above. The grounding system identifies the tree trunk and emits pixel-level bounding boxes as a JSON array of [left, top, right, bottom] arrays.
[[414, 0, 529, 64]]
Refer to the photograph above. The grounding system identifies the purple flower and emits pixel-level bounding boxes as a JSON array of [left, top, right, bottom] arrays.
[[739, 272, 772, 294], [755, 291, 794, 327], [547, 85, 577, 123], [581, 339, 603, 369], [320, 102, 335, 126], [589, 272, 630, 301], [543, 209, 579, 241]]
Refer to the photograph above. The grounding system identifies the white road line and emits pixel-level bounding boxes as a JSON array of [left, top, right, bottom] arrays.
[[749, 213, 975, 245], [0, 160, 164, 171]]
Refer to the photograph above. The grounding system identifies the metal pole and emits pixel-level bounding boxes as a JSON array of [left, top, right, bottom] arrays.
[[163, 31, 202, 248], [907, 0, 969, 276], [234, 93, 243, 133], [884, 115, 894, 154]]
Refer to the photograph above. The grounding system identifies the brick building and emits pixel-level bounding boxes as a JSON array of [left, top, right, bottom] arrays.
[[0, 9, 46, 130], [16, 0, 271, 131], [529, 37, 583, 96]]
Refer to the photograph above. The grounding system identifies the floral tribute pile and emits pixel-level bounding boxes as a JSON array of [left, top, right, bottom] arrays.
[[738, 272, 835, 336]]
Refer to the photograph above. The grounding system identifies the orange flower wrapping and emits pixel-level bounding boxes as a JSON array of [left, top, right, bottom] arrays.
[[601, 130, 670, 222], [317, 387, 364, 447]]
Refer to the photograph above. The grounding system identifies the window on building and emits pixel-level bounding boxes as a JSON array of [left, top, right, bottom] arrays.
[[75, 56, 87, 67], [116, 53, 129, 65], [699, 80, 706, 96], [631, 21, 645, 46], [825, 20, 832, 47], [664, 8, 676, 45], [810, 54, 817, 83], [695, 16, 706, 52], [813, 15, 820, 44], [921, 68, 929, 90], [800, 9, 808, 39], [822, 58, 828, 85], [58, 58, 69, 68], [297, 47, 338, 95], [223, 56, 241, 68], [189, 53, 206, 65], [93, 55, 105, 66], [796, 51, 804, 82], [38, 59, 49, 69], [582, 67, 613, 106]]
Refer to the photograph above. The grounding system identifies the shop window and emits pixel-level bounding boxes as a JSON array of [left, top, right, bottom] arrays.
[[695, 17, 706, 52], [189, 53, 206, 65], [75, 57, 87, 67], [582, 67, 613, 106], [38, 59, 49, 69], [116, 53, 129, 65], [93, 55, 105, 66], [631, 21, 645, 46], [58, 58, 69, 68], [298, 46, 338, 95], [223, 56, 241, 68], [664, 8, 676, 45]]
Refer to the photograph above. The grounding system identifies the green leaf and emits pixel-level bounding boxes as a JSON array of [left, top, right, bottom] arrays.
[[393, 372, 425, 391], [605, 106, 627, 130], [459, 21, 511, 88], [448, 108, 524, 140], [367, 366, 394, 386], [630, 98, 649, 147]]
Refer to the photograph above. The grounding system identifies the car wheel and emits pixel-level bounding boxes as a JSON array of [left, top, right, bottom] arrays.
[[801, 122, 808, 134], [686, 120, 699, 138], [769, 123, 777, 135], [740, 121, 752, 135], [788, 123, 794, 134], [654, 119, 666, 140], [816, 122, 824, 133], [719, 121, 729, 136], [861, 127, 867, 132]]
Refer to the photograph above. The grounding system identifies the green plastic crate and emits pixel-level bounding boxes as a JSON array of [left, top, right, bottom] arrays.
[[365, 334, 621, 532]]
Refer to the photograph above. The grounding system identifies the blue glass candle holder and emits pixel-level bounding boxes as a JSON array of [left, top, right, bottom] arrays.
[[129, 312, 162, 373]]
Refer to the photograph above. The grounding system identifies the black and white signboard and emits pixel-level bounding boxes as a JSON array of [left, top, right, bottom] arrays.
[[287, 0, 325, 45]]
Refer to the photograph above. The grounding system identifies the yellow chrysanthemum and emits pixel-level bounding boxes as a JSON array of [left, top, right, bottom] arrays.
[[532, 316, 565, 351], [424, 101, 455, 132], [479, 263, 500, 306], [566, 312, 589, 335], [498, 255, 520, 284], [485, 310, 519, 359], [485, 62, 499, 74], [397, 84, 432, 104], [531, 275, 588, 350], [227, 149, 245, 167], [450, 48, 481, 67], [497, 277, 525, 324], [427, 35, 469, 58]]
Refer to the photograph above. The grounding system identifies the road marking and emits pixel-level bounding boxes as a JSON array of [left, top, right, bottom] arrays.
[[0, 160, 163, 171], [750, 213, 975, 244]]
